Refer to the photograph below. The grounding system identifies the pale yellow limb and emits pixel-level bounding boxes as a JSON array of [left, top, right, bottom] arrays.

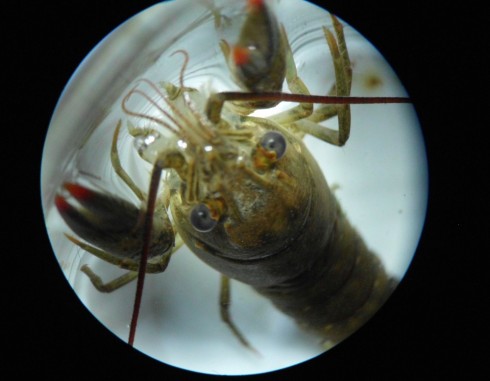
[[111, 120, 145, 201], [269, 25, 313, 125], [219, 275, 258, 353], [80, 266, 138, 293], [293, 15, 352, 146], [66, 234, 174, 274], [79, 239, 181, 293]]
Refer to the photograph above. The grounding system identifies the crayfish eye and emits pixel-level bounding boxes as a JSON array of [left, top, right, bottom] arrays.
[[190, 204, 217, 233], [260, 131, 287, 159]]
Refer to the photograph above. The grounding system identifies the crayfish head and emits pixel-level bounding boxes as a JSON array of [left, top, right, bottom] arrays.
[[171, 121, 314, 263]]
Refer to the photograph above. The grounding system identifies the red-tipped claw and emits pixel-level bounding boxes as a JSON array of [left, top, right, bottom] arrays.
[[54, 194, 72, 213], [247, 0, 264, 12], [63, 182, 95, 202], [232, 45, 251, 66], [55, 182, 145, 259], [55, 182, 173, 261]]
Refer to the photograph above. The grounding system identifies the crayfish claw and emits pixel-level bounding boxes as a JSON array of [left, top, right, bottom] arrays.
[[61, 182, 141, 226], [55, 182, 173, 261], [56, 182, 141, 249]]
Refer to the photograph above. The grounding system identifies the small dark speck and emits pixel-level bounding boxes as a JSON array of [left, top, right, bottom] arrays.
[[363, 74, 383, 90]]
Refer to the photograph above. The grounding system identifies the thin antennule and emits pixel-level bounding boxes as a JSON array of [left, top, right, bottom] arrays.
[[134, 78, 206, 142], [122, 86, 180, 136], [169, 50, 216, 141], [171, 49, 189, 89], [136, 77, 213, 144]]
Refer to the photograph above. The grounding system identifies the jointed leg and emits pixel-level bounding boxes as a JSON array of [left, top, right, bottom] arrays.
[[219, 275, 257, 352], [67, 233, 138, 293], [66, 232, 173, 292], [268, 26, 313, 125], [111, 120, 145, 201], [293, 15, 353, 146], [81, 265, 138, 293]]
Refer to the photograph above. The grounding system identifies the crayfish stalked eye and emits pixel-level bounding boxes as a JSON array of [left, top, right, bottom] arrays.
[[260, 131, 287, 159], [190, 203, 218, 232]]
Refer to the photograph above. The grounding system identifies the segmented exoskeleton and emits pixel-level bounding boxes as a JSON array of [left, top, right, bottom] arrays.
[[56, 0, 408, 349]]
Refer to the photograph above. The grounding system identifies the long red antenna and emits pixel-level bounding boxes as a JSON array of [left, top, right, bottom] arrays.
[[206, 92, 410, 123], [216, 92, 409, 104], [128, 165, 163, 346]]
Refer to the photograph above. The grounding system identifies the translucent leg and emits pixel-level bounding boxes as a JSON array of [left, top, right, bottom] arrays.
[[268, 25, 313, 125], [219, 275, 257, 352], [111, 120, 145, 201], [293, 15, 352, 146], [65, 234, 173, 274], [80, 265, 138, 293]]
